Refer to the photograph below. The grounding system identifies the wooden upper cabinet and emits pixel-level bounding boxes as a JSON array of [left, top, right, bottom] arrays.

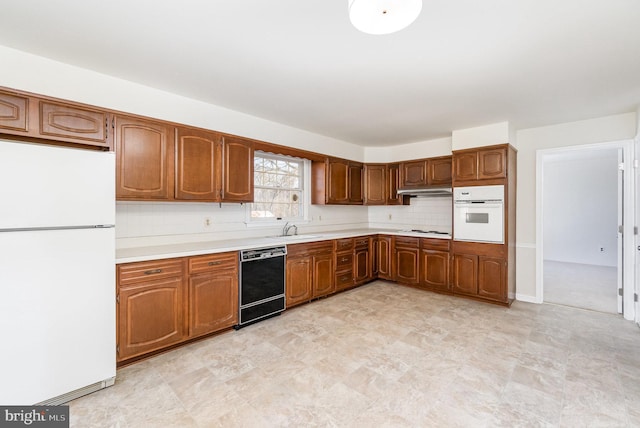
[[0, 90, 29, 134], [38, 101, 110, 148], [400, 160, 428, 188], [428, 156, 452, 185], [314, 157, 363, 205], [364, 164, 386, 205], [386, 163, 405, 205], [453, 152, 478, 182], [175, 127, 220, 201], [327, 158, 349, 204], [349, 162, 363, 204], [400, 156, 452, 188], [453, 146, 508, 183], [221, 135, 253, 202], [115, 115, 174, 200], [0, 90, 111, 149], [478, 147, 507, 180]]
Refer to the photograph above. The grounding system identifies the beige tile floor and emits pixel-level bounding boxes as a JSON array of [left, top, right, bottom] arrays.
[[70, 281, 640, 427]]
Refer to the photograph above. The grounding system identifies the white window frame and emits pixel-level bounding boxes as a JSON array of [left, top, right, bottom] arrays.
[[245, 151, 311, 227]]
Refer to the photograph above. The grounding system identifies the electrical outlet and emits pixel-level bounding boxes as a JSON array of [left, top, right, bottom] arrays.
[[204, 217, 212, 228]]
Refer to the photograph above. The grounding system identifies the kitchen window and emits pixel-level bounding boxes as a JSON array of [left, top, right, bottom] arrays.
[[247, 152, 309, 224]]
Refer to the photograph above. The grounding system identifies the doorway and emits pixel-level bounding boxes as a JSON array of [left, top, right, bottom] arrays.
[[537, 140, 636, 319]]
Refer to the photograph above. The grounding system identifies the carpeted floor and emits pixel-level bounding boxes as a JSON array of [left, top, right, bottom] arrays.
[[543, 260, 618, 313]]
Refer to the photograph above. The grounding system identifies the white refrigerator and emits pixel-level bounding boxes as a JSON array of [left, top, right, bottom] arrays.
[[0, 140, 116, 405]]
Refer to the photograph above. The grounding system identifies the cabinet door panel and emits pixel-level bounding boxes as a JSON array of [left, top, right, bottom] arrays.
[[189, 271, 238, 337], [118, 277, 184, 360], [354, 248, 369, 284], [428, 157, 452, 185], [313, 254, 334, 297], [0, 91, 29, 133], [286, 256, 312, 306], [452, 254, 478, 295], [327, 159, 349, 204], [377, 236, 392, 279], [176, 127, 219, 201], [478, 148, 507, 179], [395, 247, 419, 285], [401, 160, 428, 188], [39, 101, 109, 147], [421, 250, 450, 292], [364, 164, 386, 205], [349, 162, 363, 204], [453, 152, 477, 181], [386, 164, 403, 205], [478, 257, 506, 301], [115, 116, 173, 199], [222, 136, 253, 202]]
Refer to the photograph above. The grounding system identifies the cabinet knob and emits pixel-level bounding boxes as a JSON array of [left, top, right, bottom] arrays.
[[144, 268, 162, 275]]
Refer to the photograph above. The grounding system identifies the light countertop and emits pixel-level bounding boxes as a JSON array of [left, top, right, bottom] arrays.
[[116, 228, 451, 264]]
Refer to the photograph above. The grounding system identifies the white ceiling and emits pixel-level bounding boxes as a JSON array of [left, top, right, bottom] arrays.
[[1, 0, 639, 147]]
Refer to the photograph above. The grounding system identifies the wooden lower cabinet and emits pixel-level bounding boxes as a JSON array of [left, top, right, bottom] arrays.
[[187, 252, 238, 337], [117, 252, 240, 363], [421, 250, 450, 292], [452, 253, 507, 303], [478, 257, 506, 301], [394, 237, 420, 285], [354, 237, 370, 285], [286, 241, 335, 307], [313, 253, 334, 297], [377, 235, 392, 280], [117, 259, 186, 362], [452, 253, 478, 296], [286, 256, 313, 306]]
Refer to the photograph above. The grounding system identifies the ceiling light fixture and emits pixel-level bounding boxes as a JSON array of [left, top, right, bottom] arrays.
[[348, 0, 422, 35]]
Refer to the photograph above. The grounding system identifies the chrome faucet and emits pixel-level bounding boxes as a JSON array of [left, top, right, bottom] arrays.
[[282, 222, 297, 236]]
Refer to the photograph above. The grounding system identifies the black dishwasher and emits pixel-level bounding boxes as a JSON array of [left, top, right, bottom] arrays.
[[237, 246, 286, 327]]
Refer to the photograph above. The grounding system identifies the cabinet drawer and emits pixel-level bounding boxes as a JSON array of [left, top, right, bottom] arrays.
[[421, 238, 450, 252], [335, 270, 354, 288], [118, 259, 184, 286], [287, 241, 333, 257], [189, 252, 238, 274], [354, 237, 370, 248], [336, 252, 353, 269], [335, 238, 354, 252], [394, 236, 420, 248]]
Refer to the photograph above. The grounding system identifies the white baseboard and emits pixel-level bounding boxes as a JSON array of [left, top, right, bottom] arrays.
[[515, 293, 542, 304]]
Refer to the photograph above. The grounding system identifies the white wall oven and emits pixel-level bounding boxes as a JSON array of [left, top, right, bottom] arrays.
[[454, 185, 505, 243]]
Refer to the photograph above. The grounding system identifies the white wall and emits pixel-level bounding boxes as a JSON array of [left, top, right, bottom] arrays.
[[451, 121, 510, 150], [515, 113, 637, 300], [543, 152, 619, 266], [364, 137, 452, 162]]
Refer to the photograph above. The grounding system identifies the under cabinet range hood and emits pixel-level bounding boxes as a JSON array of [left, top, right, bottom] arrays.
[[396, 187, 453, 197]]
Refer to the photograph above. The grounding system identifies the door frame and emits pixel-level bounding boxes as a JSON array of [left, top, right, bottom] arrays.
[[535, 139, 636, 320]]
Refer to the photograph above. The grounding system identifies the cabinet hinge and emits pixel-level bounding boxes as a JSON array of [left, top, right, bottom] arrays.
[[116, 345, 120, 354], [105, 117, 109, 139], [116, 294, 119, 304], [618, 162, 625, 171]]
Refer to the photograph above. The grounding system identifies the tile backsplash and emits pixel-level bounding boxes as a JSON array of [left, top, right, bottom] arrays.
[[116, 196, 452, 248]]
